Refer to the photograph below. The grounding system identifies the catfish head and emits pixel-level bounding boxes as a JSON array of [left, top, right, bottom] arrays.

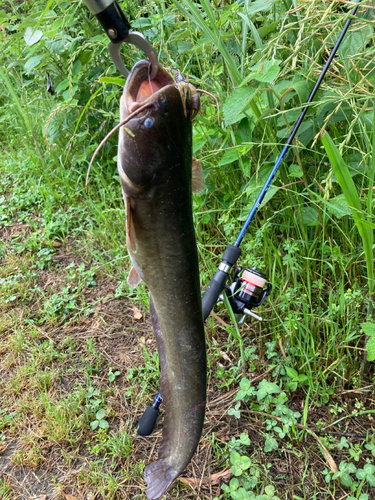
[[118, 60, 202, 199]]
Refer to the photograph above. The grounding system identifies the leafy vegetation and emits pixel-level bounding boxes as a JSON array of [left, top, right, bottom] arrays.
[[0, 0, 374, 498]]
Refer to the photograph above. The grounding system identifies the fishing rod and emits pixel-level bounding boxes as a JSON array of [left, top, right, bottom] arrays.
[[136, 0, 365, 435], [201, 0, 364, 321]]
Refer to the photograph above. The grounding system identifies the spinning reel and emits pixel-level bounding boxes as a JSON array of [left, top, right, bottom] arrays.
[[222, 267, 272, 323]]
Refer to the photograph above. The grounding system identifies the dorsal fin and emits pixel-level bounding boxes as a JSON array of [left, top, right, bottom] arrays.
[[192, 157, 205, 193]]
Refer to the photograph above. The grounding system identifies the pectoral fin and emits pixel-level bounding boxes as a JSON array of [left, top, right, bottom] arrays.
[[127, 266, 142, 288], [192, 158, 205, 193]]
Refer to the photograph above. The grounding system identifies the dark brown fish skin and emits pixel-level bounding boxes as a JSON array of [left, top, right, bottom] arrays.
[[118, 60, 206, 500]]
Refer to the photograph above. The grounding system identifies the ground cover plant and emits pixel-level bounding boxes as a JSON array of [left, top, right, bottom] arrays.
[[0, 0, 374, 498]]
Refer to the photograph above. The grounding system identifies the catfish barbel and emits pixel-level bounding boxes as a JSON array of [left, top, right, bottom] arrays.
[[117, 60, 206, 499]]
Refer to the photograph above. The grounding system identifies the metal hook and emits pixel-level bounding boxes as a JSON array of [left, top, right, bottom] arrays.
[[108, 31, 158, 79]]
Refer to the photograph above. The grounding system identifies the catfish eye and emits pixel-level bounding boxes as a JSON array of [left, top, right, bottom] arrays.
[[144, 118, 154, 128], [188, 92, 200, 121]]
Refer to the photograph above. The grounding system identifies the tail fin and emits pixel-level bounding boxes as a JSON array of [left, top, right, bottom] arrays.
[[144, 459, 178, 500]]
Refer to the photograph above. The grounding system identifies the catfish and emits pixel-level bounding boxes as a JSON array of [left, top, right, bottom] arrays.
[[118, 60, 206, 499]]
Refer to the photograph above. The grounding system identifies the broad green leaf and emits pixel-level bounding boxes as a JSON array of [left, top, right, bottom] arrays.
[[168, 29, 191, 43], [228, 407, 241, 419], [326, 195, 351, 219], [239, 378, 251, 390], [95, 408, 106, 420], [218, 146, 250, 166], [256, 380, 281, 401], [361, 322, 375, 336], [193, 137, 207, 154], [252, 62, 280, 83], [230, 451, 241, 463], [277, 118, 313, 139], [365, 335, 375, 362], [177, 41, 193, 54], [288, 164, 303, 178], [223, 86, 260, 125], [71, 59, 81, 79], [132, 17, 153, 28], [239, 433, 250, 445], [24, 55, 44, 72], [363, 464, 375, 475], [339, 24, 373, 60], [55, 78, 69, 93], [91, 420, 99, 430], [265, 485, 276, 495], [292, 77, 314, 103], [90, 34, 105, 42], [24, 26, 43, 46], [285, 367, 298, 379], [356, 468, 366, 480], [285, 381, 298, 392], [264, 435, 278, 452], [340, 472, 353, 487], [241, 60, 281, 86], [301, 206, 319, 226], [240, 185, 279, 219], [229, 478, 239, 490], [240, 0, 279, 16], [240, 455, 251, 469]]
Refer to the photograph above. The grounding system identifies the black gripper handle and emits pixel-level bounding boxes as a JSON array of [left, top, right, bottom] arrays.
[[136, 405, 159, 436], [96, 2, 131, 43]]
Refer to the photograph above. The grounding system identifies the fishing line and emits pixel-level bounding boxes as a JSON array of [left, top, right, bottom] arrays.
[[85, 101, 154, 193]]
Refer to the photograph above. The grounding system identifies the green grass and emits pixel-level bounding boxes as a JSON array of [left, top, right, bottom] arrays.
[[0, 0, 374, 498], [0, 478, 13, 500]]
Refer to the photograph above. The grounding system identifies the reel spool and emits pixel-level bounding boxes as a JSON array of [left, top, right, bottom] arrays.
[[224, 267, 272, 323]]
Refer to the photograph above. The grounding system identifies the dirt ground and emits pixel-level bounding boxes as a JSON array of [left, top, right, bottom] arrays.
[[0, 232, 374, 500]]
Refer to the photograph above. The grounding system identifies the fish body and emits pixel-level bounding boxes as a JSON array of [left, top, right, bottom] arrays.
[[118, 61, 206, 499]]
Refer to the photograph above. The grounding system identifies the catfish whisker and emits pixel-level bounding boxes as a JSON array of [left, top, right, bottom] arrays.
[[196, 89, 220, 124], [85, 102, 154, 193]]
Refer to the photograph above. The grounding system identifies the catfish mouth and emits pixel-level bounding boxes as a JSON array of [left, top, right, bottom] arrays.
[[125, 60, 174, 114]]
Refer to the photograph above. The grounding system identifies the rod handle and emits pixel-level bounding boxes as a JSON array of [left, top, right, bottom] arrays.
[[202, 270, 229, 320], [202, 244, 241, 320], [136, 405, 159, 436]]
